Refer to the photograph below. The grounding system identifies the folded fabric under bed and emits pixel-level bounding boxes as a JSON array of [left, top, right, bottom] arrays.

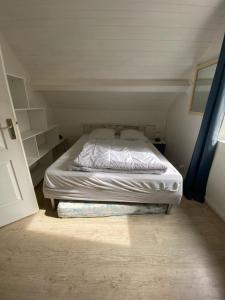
[[43, 135, 183, 205]]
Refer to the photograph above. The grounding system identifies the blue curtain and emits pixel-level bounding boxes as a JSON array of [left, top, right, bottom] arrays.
[[184, 34, 225, 202]]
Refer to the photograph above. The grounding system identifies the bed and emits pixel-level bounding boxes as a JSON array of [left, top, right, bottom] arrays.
[[43, 126, 183, 214]]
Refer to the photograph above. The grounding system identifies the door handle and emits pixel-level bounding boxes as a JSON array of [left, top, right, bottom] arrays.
[[0, 119, 16, 139]]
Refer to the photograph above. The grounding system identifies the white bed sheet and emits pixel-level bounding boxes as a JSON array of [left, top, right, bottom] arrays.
[[43, 135, 183, 205]]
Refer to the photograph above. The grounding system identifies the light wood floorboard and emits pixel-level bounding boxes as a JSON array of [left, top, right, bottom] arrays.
[[0, 183, 225, 300]]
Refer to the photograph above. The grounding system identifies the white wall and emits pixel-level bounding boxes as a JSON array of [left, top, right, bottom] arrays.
[[47, 90, 174, 144], [0, 33, 57, 186], [206, 142, 225, 221], [54, 108, 167, 145], [166, 89, 225, 222], [165, 33, 225, 221], [0, 33, 56, 131], [165, 89, 202, 174], [0, 33, 48, 109]]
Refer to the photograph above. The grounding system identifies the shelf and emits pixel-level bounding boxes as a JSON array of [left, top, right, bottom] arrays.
[[21, 124, 57, 141], [7, 75, 29, 109], [23, 137, 39, 165], [15, 107, 46, 111], [24, 126, 59, 169], [38, 142, 58, 158], [27, 140, 60, 168], [28, 141, 59, 168], [7, 73, 61, 187], [27, 157, 39, 167], [36, 127, 59, 159]]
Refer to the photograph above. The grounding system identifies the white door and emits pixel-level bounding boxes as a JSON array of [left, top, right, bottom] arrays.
[[0, 46, 38, 227]]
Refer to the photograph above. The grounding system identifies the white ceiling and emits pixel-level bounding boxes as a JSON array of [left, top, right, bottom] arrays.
[[0, 0, 224, 89]]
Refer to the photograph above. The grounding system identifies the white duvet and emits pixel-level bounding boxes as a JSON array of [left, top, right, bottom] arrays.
[[72, 139, 167, 174]]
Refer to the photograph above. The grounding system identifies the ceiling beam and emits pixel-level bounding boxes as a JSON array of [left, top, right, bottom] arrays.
[[32, 78, 190, 93]]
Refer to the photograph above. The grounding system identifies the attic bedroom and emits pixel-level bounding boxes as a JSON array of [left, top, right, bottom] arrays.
[[0, 1, 225, 299]]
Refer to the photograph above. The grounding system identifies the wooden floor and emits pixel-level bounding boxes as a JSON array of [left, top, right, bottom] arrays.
[[0, 184, 225, 300]]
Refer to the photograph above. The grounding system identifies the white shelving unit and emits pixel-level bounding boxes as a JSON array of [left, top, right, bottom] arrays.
[[7, 75, 29, 109], [7, 74, 61, 185]]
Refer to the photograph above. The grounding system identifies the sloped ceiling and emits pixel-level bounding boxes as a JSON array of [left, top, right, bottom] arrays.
[[0, 0, 224, 109], [0, 0, 224, 83]]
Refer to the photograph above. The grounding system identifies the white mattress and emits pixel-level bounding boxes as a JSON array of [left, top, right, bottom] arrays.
[[43, 135, 183, 205]]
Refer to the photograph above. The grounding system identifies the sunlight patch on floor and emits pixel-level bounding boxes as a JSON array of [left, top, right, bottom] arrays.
[[25, 211, 131, 247]]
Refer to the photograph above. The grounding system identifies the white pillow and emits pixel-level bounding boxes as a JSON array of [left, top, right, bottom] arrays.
[[120, 129, 148, 141], [89, 128, 115, 139]]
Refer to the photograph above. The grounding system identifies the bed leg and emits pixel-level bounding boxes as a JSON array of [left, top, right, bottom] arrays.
[[50, 198, 55, 209], [166, 204, 173, 215]]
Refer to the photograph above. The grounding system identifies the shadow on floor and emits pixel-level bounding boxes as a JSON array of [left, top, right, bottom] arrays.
[[0, 182, 225, 300]]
